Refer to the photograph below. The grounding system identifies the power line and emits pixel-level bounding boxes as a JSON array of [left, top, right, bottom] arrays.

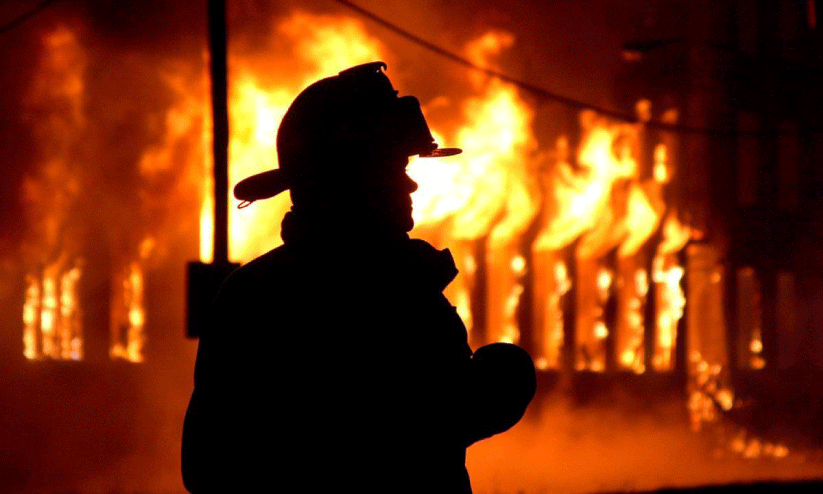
[[334, 0, 630, 121], [334, 0, 821, 136], [0, 0, 62, 36]]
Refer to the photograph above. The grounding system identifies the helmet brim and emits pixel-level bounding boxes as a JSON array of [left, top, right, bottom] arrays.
[[233, 146, 461, 207], [233, 169, 291, 206], [419, 147, 462, 158]]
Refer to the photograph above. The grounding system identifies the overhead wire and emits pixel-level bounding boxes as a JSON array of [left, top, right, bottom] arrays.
[[0, 0, 816, 135], [0, 0, 61, 36], [334, 0, 821, 136]]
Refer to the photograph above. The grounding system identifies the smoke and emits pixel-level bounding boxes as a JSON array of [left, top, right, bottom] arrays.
[[3, 1, 822, 492], [467, 382, 823, 494]]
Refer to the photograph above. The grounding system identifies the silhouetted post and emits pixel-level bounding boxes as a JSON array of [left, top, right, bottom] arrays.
[[208, 0, 229, 263], [561, 241, 577, 376], [186, 0, 237, 338]]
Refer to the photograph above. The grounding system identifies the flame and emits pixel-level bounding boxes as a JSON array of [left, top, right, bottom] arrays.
[[23, 276, 40, 360], [110, 261, 146, 363], [409, 31, 538, 243], [193, 21, 542, 351], [530, 111, 679, 372], [225, 78, 294, 261], [205, 12, 389, 262], [653, 144, 669, 183], [688, 351, 735, 432], [533, 114, 664, 261], [618, 267, 647, 373], [531, 252, 571, 370], [23, 259, 83, 361], [653, 257, 685, 370], [658, 212, 691, 255], [449, 78, 538, 242], [22, 16, 701, 378], [618, 182, 661, 258], [651, 211, 691, 371], [21, 26, 87, 361], [412, 31, 538, 347], [542, 116, 635, 254]]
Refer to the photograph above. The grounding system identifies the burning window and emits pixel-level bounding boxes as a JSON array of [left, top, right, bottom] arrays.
[[21, 27, 86, 361], [18, 11, 735, 386], [23, 260, 83, 361]]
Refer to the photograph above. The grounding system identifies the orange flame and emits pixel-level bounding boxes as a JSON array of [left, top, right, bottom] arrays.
[[210, 12, 389, 263], [21, 26, 87, 361], [21, 16, 701, 377], [23, 259, 83, 361], [110, 260, 147, 363], [412, 31, 538, 346], [204, 22, 540, 348]]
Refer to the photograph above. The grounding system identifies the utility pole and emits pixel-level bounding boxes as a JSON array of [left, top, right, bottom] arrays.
[[208, 0, 229, 264], [186, 0, 239, 338]]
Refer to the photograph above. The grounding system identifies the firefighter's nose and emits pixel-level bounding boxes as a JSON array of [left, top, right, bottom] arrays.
[[405, 173, 418, 193]]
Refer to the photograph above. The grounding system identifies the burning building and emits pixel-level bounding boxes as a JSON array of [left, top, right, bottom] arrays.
[[2, 0, 823, 492]]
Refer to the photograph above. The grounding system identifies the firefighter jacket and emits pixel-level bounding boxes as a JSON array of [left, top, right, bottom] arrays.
[[182, 211, 535, 493]]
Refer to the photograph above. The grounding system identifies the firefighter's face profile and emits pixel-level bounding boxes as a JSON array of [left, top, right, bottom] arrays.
[[351, 153, 418, 234]]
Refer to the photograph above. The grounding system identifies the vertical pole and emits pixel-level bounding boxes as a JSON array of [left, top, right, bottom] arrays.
[[562, 242, 577, 376], [208, 0, 229, 264]]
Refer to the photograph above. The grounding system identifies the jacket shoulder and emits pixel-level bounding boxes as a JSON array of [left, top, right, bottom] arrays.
[[219, 244, 294, 293]]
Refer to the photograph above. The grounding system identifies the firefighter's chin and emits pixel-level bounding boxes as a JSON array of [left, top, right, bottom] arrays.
[[402, 214, 415, 234], [400, 200, 415, 233], [380, 204, 414, 236]]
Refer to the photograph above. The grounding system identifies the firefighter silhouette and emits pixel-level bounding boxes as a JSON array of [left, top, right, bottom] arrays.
[[182, 62, 536, 493]]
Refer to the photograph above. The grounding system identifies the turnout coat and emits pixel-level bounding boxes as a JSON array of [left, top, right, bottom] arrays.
[[182, 214, 535, 492]]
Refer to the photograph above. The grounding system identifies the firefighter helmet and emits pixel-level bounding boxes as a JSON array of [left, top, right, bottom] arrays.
[[233, 62, 460, 206]]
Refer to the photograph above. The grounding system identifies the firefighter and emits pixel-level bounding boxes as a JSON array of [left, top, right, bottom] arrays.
[[182, 62, 536, 493]]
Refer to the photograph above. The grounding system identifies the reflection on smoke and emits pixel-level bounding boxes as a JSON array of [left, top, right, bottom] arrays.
[[467, 390, 817, 494]]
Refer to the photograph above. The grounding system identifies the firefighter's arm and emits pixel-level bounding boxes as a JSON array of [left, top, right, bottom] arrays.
[[460, 342, 537, 447]]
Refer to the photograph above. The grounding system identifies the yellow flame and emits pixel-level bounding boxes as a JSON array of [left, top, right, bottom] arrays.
[[510, 254, 527, 275], [410, 31, 538, 244], [618, 268, 647, 373], [531, 257, 570, 369], [24, 260, 83, 361], [59, 266, 83, 360], [180, 14, 697, 378], [688, 355, 734, 431], [40, 272, 58, 357], [653, 255, 685, 371], [410, 31, 538, 348], [535, 116, 637, 256], [594, 321, 609, 340], [658, 211, 691, 255], [596, 268, 613, 301], [23, 276, 40, 360], [550, 261, 570, 364], [749, 336, 763, 354], [203, 12, 389, 263], [618, 183, 661, 257], [192, 22, 542, 354], [653, 143, 669, 183], [111, 262, 146, 363]]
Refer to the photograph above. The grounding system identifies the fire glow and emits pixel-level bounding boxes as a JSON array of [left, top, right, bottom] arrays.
[[14, 5, 823, 492], [193, 12, 691, 381], [21, 12, 699, 381], [18, 9, 737, 439], [21, 27, 86, 362]]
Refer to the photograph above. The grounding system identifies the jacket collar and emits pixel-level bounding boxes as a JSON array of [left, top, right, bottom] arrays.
[[280, 210, 458, 293]]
